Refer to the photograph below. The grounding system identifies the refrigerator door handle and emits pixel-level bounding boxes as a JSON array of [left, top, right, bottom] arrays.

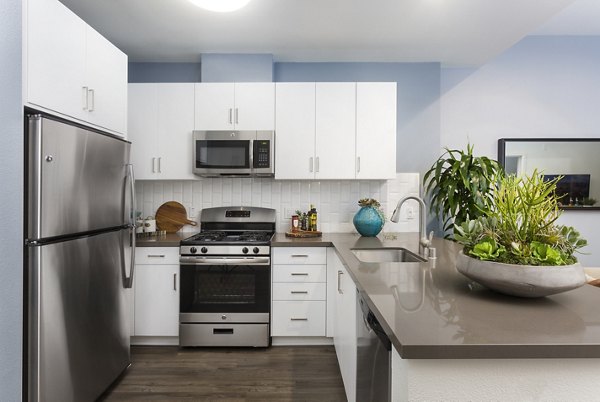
[[124, 164, 136, 288]]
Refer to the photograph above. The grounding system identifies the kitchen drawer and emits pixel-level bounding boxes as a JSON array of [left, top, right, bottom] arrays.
[[273, 247, 327, 265], [272, 282, 327, 301], [135, 247, 179, 265], [271, 301, 326, 337], [272, 265, 327, 283]]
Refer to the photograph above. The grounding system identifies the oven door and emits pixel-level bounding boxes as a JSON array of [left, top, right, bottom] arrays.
[[179, 257, 270, 323], [193, 131, 255, 176]]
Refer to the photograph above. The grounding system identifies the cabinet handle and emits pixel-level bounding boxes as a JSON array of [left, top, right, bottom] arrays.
[[229, 108, 233, 124], [173, 273, 177, 291], [290, 317, 308, 321], [315, 157, 320, 173], [158, 157, 162, 173], [337, 270, 343, 294], [82, 86, 89, 110], [235, 108, 239, 124], [291, 290, 308, 294], [309, 157, 313, 173], [151, 157, 156, 173], [291, 254, 308, 258], [357, 156, 361, 173], [291, 272, 309, 276], [88, 88, 95, 112], [147, 254, 165, 258]]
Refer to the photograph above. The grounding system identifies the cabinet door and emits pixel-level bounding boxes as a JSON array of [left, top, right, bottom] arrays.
[[157, 83, 196, 180], [26, 0, 87, 121], [134, 265, 179, 336], [85, 26, 128, 135], [334, 264, 357, 402], [315, 83, 356, 180], [194, 83, 235, 130], [234, 83, 275, 130], [128, 84, 159, 179], [274, 83, 316, 180], [356, 83, 397, 179]]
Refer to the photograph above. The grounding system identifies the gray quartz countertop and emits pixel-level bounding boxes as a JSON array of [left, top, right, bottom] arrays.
[[273, 232, 600, 359], [136, 232, 195, 247]]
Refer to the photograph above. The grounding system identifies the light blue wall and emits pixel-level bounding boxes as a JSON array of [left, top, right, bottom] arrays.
[[274, 62, 441, 175], [129, 62, 202, 83], [201, 53, 273, 82], [0, 0, 23, 399], [440, 36, 600, 266]]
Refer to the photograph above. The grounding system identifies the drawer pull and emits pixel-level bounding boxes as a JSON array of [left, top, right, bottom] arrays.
[[147, 254, 165, 258], [291, 273, 309, 276], [213, 328, 234, 335], [291, 290, 308, 294], [290, 317, 308, 321], [291, 254, 309, 258]]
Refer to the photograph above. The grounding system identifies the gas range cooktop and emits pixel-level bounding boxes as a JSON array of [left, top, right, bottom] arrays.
[[179, 206, 277, 257], [182, 230, 274, 245]]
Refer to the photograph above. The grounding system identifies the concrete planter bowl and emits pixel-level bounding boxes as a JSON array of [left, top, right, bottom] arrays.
[[456, 250, 586, 298]]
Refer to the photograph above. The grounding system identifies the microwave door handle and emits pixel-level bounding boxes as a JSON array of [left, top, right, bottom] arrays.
[[249, 139, 254, 172]]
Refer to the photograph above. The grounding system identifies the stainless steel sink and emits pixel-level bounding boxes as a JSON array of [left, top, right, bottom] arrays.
[[351, 248, 426, 263]]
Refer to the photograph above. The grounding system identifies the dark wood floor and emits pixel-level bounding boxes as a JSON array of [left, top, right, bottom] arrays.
[[100, 345, 347, 402]]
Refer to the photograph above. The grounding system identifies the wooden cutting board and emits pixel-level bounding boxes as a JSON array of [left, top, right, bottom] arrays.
[[155, 201, 197, 233]]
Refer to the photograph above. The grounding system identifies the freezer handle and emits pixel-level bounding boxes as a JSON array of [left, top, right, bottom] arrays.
[[125, 164, 136, 288]]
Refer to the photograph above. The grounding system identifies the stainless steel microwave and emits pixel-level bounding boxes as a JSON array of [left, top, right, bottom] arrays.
[[192, 130, 275, 177]]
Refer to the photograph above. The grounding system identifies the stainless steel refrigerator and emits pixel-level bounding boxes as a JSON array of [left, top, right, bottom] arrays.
[[25, 114, 136, 402]]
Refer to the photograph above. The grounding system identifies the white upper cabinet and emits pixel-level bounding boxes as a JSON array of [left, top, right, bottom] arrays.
[[356, 83, 397, 179], [315, 83, 356, 180], [195, 83, 275, 130], [275, 83, 316, 180], [85, 27, 128, 135], [26, 0, 87, 121], [274, 82, 396, 180], [25, 0, 128, 136], [128, 83, 196, 180]]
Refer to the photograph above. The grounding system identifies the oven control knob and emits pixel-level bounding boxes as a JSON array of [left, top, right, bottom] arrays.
[[253, 247, 260, 254], [242, 247, 249, 254], [201, 247, 208, 254], [221, 315, 227, 320], [190, 247, 197, 254]]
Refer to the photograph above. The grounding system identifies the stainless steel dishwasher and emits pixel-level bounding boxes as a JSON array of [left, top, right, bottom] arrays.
[[357, 291, 392, 402]]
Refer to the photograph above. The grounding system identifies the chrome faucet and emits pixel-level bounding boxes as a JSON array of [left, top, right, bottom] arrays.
[[391, 195, 435, 259]]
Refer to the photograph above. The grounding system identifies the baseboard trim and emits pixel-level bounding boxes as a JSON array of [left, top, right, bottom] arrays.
[[271, 336, 333, 346]]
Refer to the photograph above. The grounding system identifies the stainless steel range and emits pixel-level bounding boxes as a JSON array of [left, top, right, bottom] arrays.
[[179, 206, 276, 347]]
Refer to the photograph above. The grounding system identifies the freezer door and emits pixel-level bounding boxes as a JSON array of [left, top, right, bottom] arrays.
[[28, 115, 131, 240], [28, 229, 130, 402]]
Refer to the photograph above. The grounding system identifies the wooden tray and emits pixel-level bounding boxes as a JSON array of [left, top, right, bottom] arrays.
[[285, 230, 322, 238], [155, 201, 197, 233]]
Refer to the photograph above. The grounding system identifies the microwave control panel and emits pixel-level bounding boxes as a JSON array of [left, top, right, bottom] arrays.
[[253, 140, 271, 168]]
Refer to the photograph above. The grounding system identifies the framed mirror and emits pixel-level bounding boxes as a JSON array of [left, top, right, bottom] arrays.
[[498, 138, 600, 210]]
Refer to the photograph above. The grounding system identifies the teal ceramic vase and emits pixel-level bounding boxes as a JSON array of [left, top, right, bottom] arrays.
[[353, 206, 384, 237]]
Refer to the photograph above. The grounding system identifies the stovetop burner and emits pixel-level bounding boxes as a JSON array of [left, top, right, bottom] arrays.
[[182, 230, 274, 245]]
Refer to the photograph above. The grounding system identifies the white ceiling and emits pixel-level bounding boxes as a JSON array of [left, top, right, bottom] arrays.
[[58, 0, 593, 66], [532, 0, 600, 35]]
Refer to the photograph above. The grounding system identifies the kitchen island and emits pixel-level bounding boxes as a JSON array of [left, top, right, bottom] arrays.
[[273, 233, 600, 401]]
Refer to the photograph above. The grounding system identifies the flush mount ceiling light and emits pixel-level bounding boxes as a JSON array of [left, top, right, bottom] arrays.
[[188, 0, 252, 12]]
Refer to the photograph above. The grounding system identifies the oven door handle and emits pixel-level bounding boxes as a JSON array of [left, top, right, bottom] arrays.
[[180, 256, 270, 265]]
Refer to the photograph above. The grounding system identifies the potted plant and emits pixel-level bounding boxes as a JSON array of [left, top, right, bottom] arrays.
[[454, 171, 588, 297], [353, 198, 385, 237], [423, 144, 503, 238]]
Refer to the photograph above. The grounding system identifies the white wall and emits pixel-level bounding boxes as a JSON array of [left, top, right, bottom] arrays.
[[440, 36, 600, 266], [0, 0, 23, 399]]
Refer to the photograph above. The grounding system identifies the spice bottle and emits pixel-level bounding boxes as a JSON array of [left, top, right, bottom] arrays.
[[300, 213, 308, 231], [291, 215, 299, 232], [309, 205, 318, 231]]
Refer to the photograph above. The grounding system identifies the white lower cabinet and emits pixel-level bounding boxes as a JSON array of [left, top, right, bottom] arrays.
[[331, 250, 357, 402], [133, 247, 179, 338], [271, 247, 328, 337]]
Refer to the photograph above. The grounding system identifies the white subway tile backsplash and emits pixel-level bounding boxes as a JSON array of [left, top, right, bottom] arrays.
[[135, 173, 420, 233]]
